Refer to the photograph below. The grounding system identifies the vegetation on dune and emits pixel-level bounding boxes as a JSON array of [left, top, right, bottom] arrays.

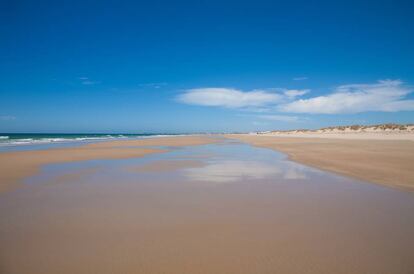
[[265, 123, 414, 134]]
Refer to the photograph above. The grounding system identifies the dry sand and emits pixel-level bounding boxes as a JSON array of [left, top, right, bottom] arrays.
[[0, 136, 218, 193], [227, 134, 414, 192], [256, 132, 414, 141]]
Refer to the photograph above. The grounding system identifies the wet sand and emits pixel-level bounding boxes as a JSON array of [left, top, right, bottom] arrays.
[[227, 134, 414, 192], [127, 159, 206, 173], [0, 136, 218, 192], [1, 141, 414, 274]]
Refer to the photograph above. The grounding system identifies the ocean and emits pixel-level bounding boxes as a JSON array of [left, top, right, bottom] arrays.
[[0, 133, 176, 147]]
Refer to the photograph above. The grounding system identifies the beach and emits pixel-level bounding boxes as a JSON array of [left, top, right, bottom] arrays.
[[0, 135, 218, 193], [1, 135, 414, 274], [3, 1, 413, 273], [227, 133, 414, 192], [2, 133, 413, 193]]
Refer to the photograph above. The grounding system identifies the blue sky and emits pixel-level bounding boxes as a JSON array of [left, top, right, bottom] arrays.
[[1, 0, 413, 133]]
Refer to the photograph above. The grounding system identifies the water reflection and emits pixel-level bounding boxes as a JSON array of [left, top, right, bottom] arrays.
[[283, 165, 308, 180], [26, 142, 312, 187], [182, 160, 280, 183], [2, 142, 414, 274], [182, 159, 308, 183]]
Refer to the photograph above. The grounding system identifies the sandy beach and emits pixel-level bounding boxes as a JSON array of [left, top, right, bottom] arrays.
[[227, 134, 414, 192], [2, 133, 414, 193], [2, 2, 413, 273], [1, 138, 414, 274], [0, 136, 218, 193]]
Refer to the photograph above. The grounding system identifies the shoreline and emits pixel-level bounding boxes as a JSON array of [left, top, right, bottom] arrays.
[[2, 133, 414, 194], [0, 135, 219, 193], [227, 134, 414, 192]]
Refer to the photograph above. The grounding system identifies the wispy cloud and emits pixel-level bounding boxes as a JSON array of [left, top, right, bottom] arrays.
[[177, 88, 308, 109], [280, 80, 414, 114], [293, 76, 308, 81], [83, 81, 99, 85], [252, 121, 269, 126], [78, 77, 100, 85], [0, 115, 16, 121], [238, 113, 302, 123], [283, 89, 310, 98], [138, 82, 167, 89], [257, 114, 300, 122]]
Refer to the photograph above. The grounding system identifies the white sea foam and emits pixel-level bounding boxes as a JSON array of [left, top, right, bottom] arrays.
[[0, 136, 117, 146], [0, 134, 167, 147]]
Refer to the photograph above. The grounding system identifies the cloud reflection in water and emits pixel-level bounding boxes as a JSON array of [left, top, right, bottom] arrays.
[[182, 160, 307, 183]]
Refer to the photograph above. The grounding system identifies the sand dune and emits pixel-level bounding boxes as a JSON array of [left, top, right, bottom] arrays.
[[256, 124, 414, 141]]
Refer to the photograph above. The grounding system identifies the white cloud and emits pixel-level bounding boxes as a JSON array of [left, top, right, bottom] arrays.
[[280, 80, 414, 114], [177, 88, 283, 108], [177, 80, 414, 115], [293, 77, 308, 81], [258, 114, 300, 122], [177, 88, 310, 109], [283, 89, 310, 98]]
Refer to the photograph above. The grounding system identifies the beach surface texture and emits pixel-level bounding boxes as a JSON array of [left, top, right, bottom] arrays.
[[1, 135, 414, 274], [0, 135, 218, 192], [227, 133, 414, 191]]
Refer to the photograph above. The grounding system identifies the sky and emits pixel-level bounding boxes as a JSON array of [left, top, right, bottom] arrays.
[[0, 0, 413, 133]]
